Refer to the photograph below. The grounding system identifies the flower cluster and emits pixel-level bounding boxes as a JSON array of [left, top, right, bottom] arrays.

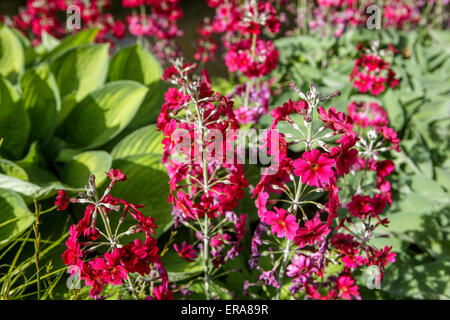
[[195, 0, 281, 128], [122, 0, 183, 63], [2, 0, 125, 46], [158, 58, 249, 299], [56, 169, 171, 300], [278, 0, 445, 38], [248, 81, 398, 300], [350, 41, 400, 95]]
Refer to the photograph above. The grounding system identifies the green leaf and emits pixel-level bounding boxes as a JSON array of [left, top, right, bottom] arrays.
[[108, 44, 165, 129], [43, 28, 99, 61], [20, 64, 61, 142], [61, 151, 112, 188], [0, 159, 29, 181], [110, 154, 172, 238], [50, 43, 109, 102], [108, 43, 162, 86], [0, 77, 30, 159], [41, 31, 61, 52], [111, 124, 164, 159], [0, 25, 25, 82], [62, 81, 148, 149], [0, 188, 34, 250], [161, 250, 203, 282]]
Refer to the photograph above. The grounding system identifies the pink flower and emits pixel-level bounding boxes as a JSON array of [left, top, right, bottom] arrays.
[[106, 168, 127, 182], [337, 275, 360, 300], [286, 254, 317, 282], [264, 207, 298, 240], [174, 242, 198, 262], [293, 149, 335, 187]]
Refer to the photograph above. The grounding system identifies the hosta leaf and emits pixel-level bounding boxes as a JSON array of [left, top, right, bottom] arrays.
[[108, 43, 162, 86], [43, 28, 99, 61], [111, 124, 164, 159], [0, 25, 24, 82], [61, 151, 112, 188], [20, 64, 61, 142], [108, 43, 165, 129], [0, 77, 30, 159], [50, 43, 109, 102], [0, 188, 34, 250], [62, 81, 148, 149], [110, 154, 172, 238]]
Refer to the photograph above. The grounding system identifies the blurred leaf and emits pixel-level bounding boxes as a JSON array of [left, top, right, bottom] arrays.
[[0, 25, 24, 82]]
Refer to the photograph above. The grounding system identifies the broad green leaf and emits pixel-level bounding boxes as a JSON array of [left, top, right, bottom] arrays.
[[0, 77, 30, 159], [108, 43, 162, 86], [108, 44, 164, 129], [0, 25, 25, 82], [20, 64, 61, 142], [111, 124, 164, 159], [0, 159, 28, 181], [61, 151, 112, 188], [41, 31, 61, 52], [50, 43, 109, 102], [0, 188, 34, 250], [62, 81, 148, 149], [110, 154, 172, 238], [162, 250, 203, 282], [44, 28, 99, 61]]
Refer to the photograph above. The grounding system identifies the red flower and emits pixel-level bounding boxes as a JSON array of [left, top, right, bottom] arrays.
[[293, 149, 335, 187], [294, 215, 330, 248], [174, 242, 198, 262], [330, 133, 359, 176], [55, 190, 70, 211], [106, 168, 127, 182]]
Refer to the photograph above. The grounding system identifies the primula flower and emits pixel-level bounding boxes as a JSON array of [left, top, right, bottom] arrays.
[[330, 133, 359, 176], [294, 215, 330, 248], [337, 275, 359, 300], [174, 242, 198, 262], [286, 254, 317, 283], [106, 168, 127, 182], [264, 207, 299, 240], [293, 149, 335, 187], [55, 190, 70, 211]]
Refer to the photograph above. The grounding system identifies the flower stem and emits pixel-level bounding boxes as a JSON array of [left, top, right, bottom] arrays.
[[275, 239, 291, 300]]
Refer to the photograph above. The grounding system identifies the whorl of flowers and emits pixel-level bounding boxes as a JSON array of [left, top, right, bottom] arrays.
[[248, 82, 398, 300], [157, 58, 249, 299], [56, 169, 171, 300], [1, 0, 125, 46], [350, 41, 400, 95]]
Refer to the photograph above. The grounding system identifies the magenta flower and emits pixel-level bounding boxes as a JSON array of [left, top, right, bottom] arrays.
[[174, 242, 198, 263], [337, 275, 360, 300], [264, 207, 298, 240], [286, 254, 317, 283], [293, 149, 335, 187]]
